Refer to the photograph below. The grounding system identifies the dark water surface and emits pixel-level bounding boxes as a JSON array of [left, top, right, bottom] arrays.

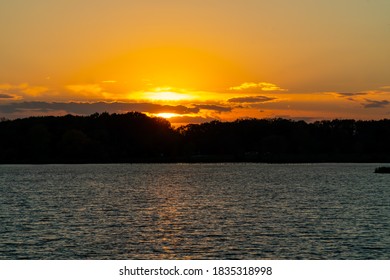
[[1, 163, 389, 259]]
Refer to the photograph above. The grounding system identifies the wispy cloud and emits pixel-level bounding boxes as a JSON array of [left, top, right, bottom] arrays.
[[21, 85, 49, 96], [0, 83, 48, 97], [337, 92, 368, 97], [229, 82, 287, 92], [227, 96, 276, 103], [65, 82, 130, 100], [193, 104, 232, 112], [335, 92, 369, 102], [0, 93, 15, 99], [362, 99, 390, 109]]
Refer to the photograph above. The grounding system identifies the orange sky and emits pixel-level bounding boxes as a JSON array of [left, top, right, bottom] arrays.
[[1, 0, 389, 125]]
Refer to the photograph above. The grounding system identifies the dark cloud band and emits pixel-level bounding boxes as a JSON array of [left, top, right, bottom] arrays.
[[0, 101, 200, 115], [0, 93, 15, 99], [362, 99, 390, 109], [228, 96, 276, 103]]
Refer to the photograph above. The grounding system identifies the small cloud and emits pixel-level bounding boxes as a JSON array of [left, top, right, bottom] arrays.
[[362, 99, 390, 108], [229, 82, 287, 92], [335, 92, 368, 102], [20, 84, 48, 96], [0, 83, 48, 97], [65, 83, 121, 100], [101, 80, 117, 83], [228, 96, 276, 103], [380, 86, 390, 89], [337, 92, 367, 97], [157, 104, 199, 114], [0, 93, 15, 99], [193, 104, 232, 112]]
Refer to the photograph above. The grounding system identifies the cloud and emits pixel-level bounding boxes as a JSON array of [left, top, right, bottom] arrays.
[[362, 99, 390, 108], [0, 83, 48, 98], [0, 93, 15, 99], [229, 82, 287, 92], [335, 91, 390, 106], [337, 92, 368, 97], [64, 82, 135, 100], [21, 85, 49, 96], [227, 96, 276, 103], [0, 101, 200, 116], [193, 104, 232, 112]]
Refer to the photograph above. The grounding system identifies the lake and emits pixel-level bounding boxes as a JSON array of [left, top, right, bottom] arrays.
[[0, 163, 389, 259]]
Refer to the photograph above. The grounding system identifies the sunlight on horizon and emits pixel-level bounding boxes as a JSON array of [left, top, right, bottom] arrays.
[[154, 112, 181, 119]]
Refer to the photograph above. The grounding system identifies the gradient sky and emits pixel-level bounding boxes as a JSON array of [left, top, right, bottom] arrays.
[[1, 0, 389, 125]]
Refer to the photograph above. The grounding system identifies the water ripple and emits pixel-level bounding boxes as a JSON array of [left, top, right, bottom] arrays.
[[1, 163, 389, 259]]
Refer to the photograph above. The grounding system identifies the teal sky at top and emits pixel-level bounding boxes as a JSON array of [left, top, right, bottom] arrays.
[[1, 0, 389, 93]]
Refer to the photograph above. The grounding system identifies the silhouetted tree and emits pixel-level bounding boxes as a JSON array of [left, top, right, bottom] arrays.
[[1, 113, 390, 163]]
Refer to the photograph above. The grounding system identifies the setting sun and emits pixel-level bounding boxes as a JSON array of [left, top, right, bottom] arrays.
[[155, 112, 181, 119]]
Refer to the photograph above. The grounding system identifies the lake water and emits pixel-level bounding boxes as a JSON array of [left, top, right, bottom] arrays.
[[0, 163, 389, 259]]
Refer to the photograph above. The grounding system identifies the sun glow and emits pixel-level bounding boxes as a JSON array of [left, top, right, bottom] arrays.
[[155, 112, 180, 119], [133, 86, 195, 102], [146, 90, 192, 101]]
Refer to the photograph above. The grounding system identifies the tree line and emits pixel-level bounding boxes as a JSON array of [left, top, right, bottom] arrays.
[[1, 112, 390, 163]]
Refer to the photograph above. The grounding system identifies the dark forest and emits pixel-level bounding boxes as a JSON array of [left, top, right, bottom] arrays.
[[1, 112, 390, 163]]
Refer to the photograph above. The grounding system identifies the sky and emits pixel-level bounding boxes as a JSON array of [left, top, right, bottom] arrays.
[[1, 0, 390, 125]]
